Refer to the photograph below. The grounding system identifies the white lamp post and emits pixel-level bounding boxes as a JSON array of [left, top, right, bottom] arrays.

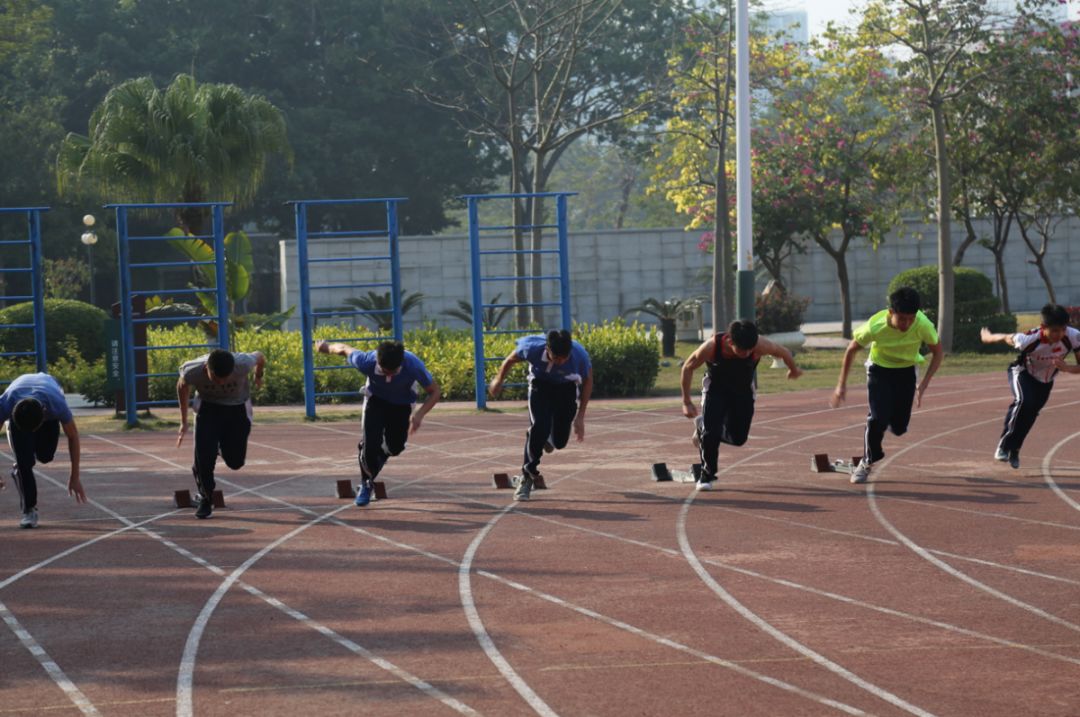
[[81, 214, 98, 306]]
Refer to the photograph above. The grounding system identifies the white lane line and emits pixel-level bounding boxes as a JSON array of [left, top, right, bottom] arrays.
[[0, 599, 101, 715], [174, 503, 481, 717], [1042, 431, 1080, 513], [866, 401, 1080, 636]]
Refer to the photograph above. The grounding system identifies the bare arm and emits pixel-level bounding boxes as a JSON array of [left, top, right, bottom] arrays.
[[176, 376, 191, 447], [573, 368, 593, 441], [831, 339, 864, 408], [680, 338, 715, 418], [252, 351, 266, 388], [980, 327, 1016, 347], [488, 352, 523, 398], [410, 381, 441, 434], [916, 342, 944, 407], [61, 419, 86, 503], [755, 336, 803, 380], [315, 341, 357, 358]]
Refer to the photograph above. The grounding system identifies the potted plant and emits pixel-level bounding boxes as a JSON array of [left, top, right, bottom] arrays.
[[755, 284, 810, 367], [625, 297, 704, 357]]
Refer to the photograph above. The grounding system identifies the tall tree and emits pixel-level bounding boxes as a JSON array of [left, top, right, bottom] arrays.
[[56, 74, 292, 236], [413, 0, 687, 326]]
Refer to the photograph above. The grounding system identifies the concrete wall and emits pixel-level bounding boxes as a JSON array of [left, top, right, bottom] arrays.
[[279, 216, 1080, 331]]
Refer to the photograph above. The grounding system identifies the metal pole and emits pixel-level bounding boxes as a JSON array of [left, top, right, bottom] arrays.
[[467, 198, 487, 409], [115, 207, 138, 426], [295, 203, 316, 419], [735, 0, 756, 321], [87, 243, 96, 307], [211, 204, 230, 351], [28, 209, 47, 372], [556, 194, 572, 330], [387, 200, 403, 342]]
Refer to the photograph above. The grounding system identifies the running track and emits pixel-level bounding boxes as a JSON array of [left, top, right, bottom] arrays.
[[2, 372, 1080, 716]]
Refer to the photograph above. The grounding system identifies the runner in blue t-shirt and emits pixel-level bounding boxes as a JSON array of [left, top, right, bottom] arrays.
[[0, 373, 87, 528], [316, 339, 441, 506], [489, 330, 593, 501]]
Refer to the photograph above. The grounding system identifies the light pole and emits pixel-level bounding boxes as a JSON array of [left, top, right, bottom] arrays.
[[81, 214, 98, 306]]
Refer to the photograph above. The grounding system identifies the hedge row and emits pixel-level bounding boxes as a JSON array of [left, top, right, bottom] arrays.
[[139, 321, 657, 403]]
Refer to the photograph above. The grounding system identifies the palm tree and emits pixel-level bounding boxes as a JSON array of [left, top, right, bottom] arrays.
[[625, 297, 704, 357], [344, 291, 425, 332], [56, 73, 291, 235], [440, 293, 513, 330]]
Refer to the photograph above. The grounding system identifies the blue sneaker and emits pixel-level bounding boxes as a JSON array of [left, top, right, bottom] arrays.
[[355, 479, 373, 507]]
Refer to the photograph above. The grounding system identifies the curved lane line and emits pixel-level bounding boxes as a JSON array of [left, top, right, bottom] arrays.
[[1041, 430, 1080, 513]]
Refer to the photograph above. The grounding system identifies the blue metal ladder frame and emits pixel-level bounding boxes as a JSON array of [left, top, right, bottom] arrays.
[[291, 198, 406, 419], [463, 192, 575, 408], [0, 207, 48, 387], [108, 202, 233, 426]]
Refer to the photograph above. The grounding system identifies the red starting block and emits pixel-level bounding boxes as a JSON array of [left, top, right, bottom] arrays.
[[174, 489, 225, 508], [811, 454, 862, 474], [336, 479, 388, 500], [492, 473, 547, 490]]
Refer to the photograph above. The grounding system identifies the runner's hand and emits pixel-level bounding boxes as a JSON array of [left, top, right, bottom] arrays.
[[574, 414, 585, 441], [177, 421, 188, 448], [830, 386, 845, 408], [682, 401, 698, 419]]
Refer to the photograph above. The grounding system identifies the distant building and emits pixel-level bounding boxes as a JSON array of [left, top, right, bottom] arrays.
[[985, 0, 1069, 24], [758, 8, 809, 44]]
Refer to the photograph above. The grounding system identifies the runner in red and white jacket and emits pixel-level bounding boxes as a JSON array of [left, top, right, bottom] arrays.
[[981, 303, 1080, 469]]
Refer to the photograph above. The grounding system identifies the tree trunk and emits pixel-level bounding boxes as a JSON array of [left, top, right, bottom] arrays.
[[510, 149, 528, 329], [989, 210, 1012, 314], [931, 101, 954, 352], [529, 160, 546, 327], [836, 252, 853, 340], [1018, 219, 1056, 304], [953, 211, 979, 267]]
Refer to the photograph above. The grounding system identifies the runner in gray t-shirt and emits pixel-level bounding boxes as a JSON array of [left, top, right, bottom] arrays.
[[176, 348, 265, 519]]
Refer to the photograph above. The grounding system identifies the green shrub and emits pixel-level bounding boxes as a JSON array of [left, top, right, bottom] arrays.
[[141, 319, 659, 404], [887, 266, 1015, 352], [756, 291, 810, 334], [0, 299, 109, 362]]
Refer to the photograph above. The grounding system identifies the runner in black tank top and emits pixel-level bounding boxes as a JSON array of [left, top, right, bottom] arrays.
[[680, 320, 803, 490]]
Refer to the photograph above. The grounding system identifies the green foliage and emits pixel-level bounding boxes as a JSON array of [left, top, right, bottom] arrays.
[[343, 291, 424, 332], [0, 299, 108, 361], [755, 291, 810, 335], [43, 257, 89, 299], [624, 297, 704, 321], [887, 266, 1016, 352], [441, 294, 512, 330], [141, 319, 659, 403]]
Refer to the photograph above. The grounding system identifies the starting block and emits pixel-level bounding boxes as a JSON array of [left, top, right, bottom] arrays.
[[811, 453, 862, 474], [653, 463, 702, 483], [651, 463, 673, 482], [492, 473, 547, 490], [174, 489, 225, 508], [335, 479, 388, 500]]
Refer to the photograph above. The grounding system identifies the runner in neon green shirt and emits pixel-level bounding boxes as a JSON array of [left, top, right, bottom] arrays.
[[831, 287, 944, 484]]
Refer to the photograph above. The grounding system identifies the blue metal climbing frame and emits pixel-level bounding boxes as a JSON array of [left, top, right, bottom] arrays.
[[291, 198, 405, 419], [464, 192, 574, 408], [109, 202, 232, 426], [0, 207, 48, 387]]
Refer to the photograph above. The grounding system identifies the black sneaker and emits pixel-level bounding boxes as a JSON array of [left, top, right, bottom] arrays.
[[195, 497, 213, 519], [1008, 450, 1020, 470]]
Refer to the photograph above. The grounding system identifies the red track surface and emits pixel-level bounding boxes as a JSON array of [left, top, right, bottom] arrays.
[[3, 372, 1080, 716]]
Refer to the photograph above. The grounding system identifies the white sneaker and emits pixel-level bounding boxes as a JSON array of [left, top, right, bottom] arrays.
[[994, 446, 1009, 462], [850, 461, 870, 485], [19, 508, 38, 529], [695, 479, 714, 491]]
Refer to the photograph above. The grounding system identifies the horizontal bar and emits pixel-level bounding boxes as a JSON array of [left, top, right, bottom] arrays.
[[309, 282, 393, 291], [321, 336, 386, 343], [127, 234, 214, 242], [0, 351, 36, 357], [135, 372, 178, 379], [478, 249, 560, 256], [0, 323, 34, 329], [133, 315, 217, 325], [477, 224, 559, 231], [481, 275, 562, 282], [130, 260, 215, 268], [130, 288, 215, 297], [135, 343, 217, 352], [459, 192, 576, 200], [0, 207, 49, 213], [314, 390, 364, 398], [0, 240, 31, 245], [0, 267, 32, 273], [483, 302, 561, 309], [311, 310, 368, 318], [483, 329, 533, 335], [1, 295, 34, 302], [308, 230, 387, 239], [286, 197, 407, 206], [312, 365, 353, 372], [308, 256, 391, 264], [134, 400, 181, 408], [105, 202, 232, 209]]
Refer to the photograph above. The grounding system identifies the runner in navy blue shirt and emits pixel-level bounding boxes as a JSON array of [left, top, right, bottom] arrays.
[[0, 373, 87, 528], [489, 330, 593, 501], [316, 339, 441, 506]]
